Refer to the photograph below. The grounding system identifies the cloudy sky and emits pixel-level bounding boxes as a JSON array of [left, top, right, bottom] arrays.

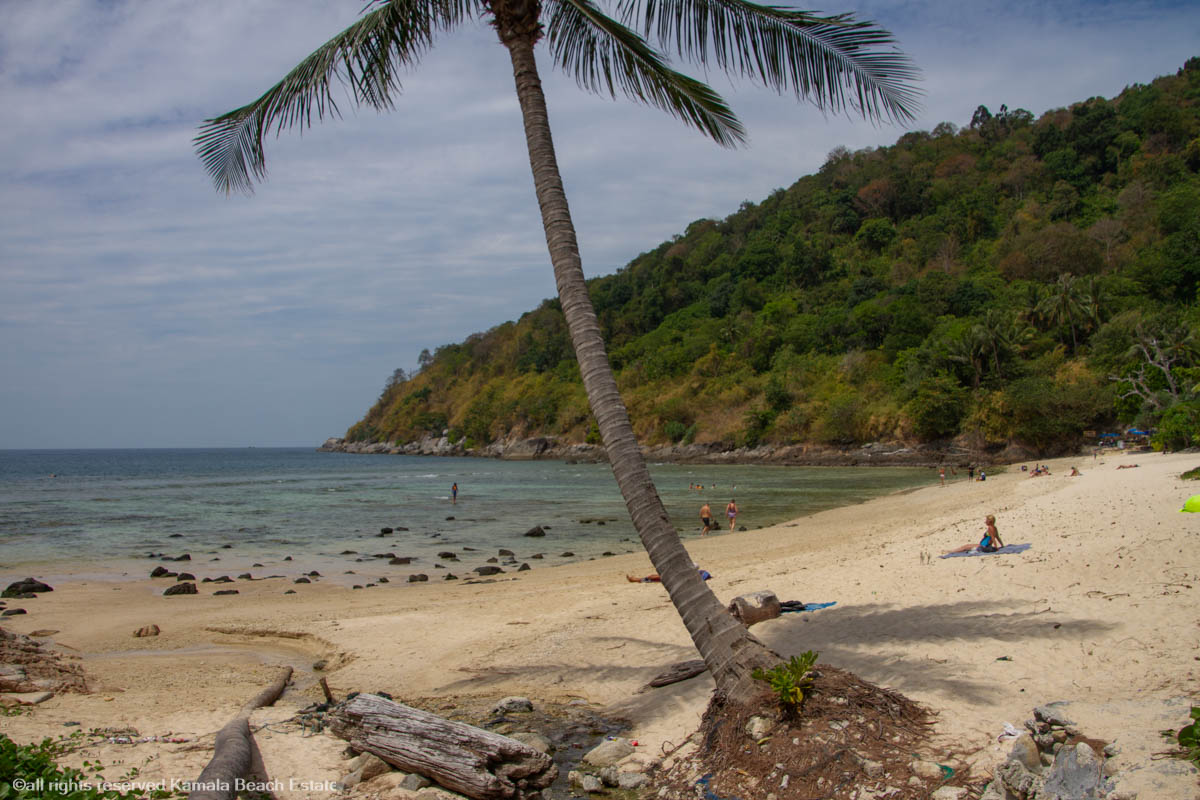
[[1, 1, 1197, 448]]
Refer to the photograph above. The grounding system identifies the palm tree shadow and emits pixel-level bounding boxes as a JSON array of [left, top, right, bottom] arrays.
[[753, 601, 1117, 705]]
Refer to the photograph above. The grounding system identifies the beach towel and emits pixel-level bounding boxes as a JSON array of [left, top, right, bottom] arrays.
[[939, 543, 1032, 559], [779, 600, 837, 613]]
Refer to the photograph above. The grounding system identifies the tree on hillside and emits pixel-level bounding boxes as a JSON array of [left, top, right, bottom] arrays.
[[196, 0, 919, 705]]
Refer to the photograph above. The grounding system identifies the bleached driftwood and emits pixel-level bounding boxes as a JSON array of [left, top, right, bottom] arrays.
[[726, 590, 781, 627], [188, 666, 292, 800], [330, 693, 556, 800]]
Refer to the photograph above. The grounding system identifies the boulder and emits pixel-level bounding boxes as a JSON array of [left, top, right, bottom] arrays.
[[523, 526, 546, 538], [1041, 742, 1106, 799], [2, 578, 53, 597], [162, 582, 197, 596], [474, 566, 504, 576], [492, 696, 533, 714], [583, 738, 635, 767]]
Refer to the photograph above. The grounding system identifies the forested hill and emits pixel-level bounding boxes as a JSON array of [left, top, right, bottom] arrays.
[[345, 59, 1200, 458]]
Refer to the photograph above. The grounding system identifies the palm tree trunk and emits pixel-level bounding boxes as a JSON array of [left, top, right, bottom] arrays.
[[502, 37, 777, 702]]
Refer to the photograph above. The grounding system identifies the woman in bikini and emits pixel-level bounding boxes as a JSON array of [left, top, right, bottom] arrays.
[[943, 514, 1003, 554]]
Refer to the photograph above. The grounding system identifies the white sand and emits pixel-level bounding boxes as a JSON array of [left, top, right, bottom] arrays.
[[4, 452, 1199, 798]]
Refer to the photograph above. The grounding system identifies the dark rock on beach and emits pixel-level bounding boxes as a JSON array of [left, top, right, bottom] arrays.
[[518, 563, 531, 571], [389, 557, 412, 565], [213, 589, 239, 596], [150, 567, 176, 578], [438, 551, 457, 560], [2, 609, 28, 616], [498, 549, 515, 557], [474, 566, 504, 576], [3, 579, 54, 597], [380, 527, 393, 534], [407, 574, 429, 582], [523, 526, 546, 538], [163, 582, 197, 596], [294, 577, 311, 584]]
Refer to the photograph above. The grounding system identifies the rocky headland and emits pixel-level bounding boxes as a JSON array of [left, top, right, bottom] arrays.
[[317, 434, 1041, 467]]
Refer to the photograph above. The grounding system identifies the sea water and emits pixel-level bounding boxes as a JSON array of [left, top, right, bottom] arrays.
[[0, 448, 929, 584]]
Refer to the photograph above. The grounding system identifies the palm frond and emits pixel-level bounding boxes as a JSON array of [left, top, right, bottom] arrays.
[[544, 0, 746, 147], [617, 0, 921, 123], [195, 0, 478, 194]]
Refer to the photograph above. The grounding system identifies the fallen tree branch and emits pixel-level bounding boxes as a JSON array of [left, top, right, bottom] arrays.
[[330, 693, 556, 800], [188, 666, 293, 800]]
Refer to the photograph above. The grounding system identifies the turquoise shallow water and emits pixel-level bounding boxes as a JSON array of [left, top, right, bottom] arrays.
[[0, 448, 930, 585]]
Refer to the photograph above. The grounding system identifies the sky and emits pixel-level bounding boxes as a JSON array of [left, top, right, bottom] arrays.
[[1, 1, 1197, 449]]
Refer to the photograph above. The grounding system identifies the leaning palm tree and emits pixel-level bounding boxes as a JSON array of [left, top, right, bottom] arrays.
[[196, 0, 919, 705]]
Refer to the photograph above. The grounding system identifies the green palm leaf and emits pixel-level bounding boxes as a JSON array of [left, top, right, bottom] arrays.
[[195, 0, 478, 194], [544, 0, 746, 146], [618, 0, 921, 122]]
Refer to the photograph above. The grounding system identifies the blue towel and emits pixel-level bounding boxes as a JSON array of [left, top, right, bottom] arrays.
[[939, 543, 1032, 559], [780, 601, 837, 613]]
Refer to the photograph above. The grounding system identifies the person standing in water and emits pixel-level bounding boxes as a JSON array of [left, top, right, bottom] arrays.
[[699, 502, 714, 536], [726, 499, 738, 531], [451, 482, 458, 504]]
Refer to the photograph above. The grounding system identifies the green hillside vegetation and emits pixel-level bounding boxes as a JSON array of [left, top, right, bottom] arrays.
[[348, 59, 1200, 457]]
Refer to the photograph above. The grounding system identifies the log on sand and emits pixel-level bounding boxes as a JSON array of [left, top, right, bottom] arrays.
[[725, 590, 781, 627], [330, 693, 557, 800], [188, 666, 292, 800]]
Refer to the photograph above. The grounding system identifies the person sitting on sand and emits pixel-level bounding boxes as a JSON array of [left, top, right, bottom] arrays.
[[627, 567, 711, 583], [1070, 466, 1081, 476], [943, 514, 1004, 555]]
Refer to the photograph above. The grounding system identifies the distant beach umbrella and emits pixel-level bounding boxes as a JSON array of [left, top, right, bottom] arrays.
[[1182, 495, 1200, 513]]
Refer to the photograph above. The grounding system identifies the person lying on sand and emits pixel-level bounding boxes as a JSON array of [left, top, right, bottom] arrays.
[[627, 568, 712, 583], [1116, 464, 1139, 469], [943, 514, 1004, 555]]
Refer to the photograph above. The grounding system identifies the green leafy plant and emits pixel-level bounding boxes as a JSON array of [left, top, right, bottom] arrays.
[[752, 650, 819, 714], [0, 733, 179, 800], [1161, 706, 1200, 768]]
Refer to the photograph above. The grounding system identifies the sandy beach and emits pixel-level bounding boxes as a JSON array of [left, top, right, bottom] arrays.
[[3, 452, 1199, 798]]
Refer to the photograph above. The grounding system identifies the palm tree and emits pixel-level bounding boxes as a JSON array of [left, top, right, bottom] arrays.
[[1037, 274, 1085, 352], [195, 0, 919, 704]]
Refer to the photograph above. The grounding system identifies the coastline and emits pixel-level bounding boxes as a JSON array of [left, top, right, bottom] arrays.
[[4, 451, 1199, 798], [318, 434, 1011, 467]]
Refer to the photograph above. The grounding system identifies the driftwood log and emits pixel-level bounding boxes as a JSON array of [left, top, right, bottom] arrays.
[[330, 693, 557, 800], [188, 666, 292, 800], [641, 591, 781, 691], [726, 590, 781, 627]]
